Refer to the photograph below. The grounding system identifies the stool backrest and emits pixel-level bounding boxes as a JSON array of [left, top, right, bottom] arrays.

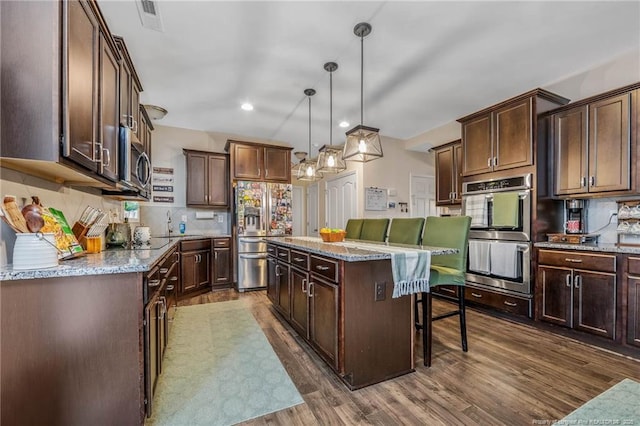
[[422, 216, 471, 271], [345, 219, 364, 239], [360, 218, 390, 242], [387, 217, 425, 245]]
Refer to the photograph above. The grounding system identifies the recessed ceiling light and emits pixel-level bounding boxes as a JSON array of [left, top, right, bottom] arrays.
[[241, 103, 254, 111], [339, 120, 349, 128]]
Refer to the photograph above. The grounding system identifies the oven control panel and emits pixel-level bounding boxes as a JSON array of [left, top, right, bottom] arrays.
[[463, 174, 531, 194]]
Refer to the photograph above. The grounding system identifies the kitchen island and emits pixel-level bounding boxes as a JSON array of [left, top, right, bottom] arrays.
[[265, 236, 456, 389]]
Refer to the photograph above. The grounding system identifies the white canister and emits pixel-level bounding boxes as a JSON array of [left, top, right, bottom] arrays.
[[13, 233, 59, 270], [133, 226, 151, 245]]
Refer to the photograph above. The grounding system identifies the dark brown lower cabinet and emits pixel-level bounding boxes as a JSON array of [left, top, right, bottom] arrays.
[[537, 249, 617, 340], [179, 239, 211, 297], [212, 238, 232, 287], [267, 256, 277, 303], [290, 266, 309, 338], [626, 257, 640, 347], [308, 275, 339, 369]]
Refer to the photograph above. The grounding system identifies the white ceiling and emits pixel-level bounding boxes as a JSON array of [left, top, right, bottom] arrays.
[[99, 1, 640, 158]]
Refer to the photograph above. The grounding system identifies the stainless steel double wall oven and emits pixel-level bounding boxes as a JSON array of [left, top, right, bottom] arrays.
[[462, 174, 533, 297]]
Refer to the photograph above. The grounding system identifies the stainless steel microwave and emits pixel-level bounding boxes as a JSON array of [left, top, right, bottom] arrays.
[[119, 126, 151, 198]]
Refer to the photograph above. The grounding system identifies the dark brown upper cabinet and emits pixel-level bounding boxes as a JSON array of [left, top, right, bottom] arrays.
[[458, 89, 569, 177], [550, 84, 639, 197], [184, 149, 230, 209], [434, 140, 463, 206], [1, 1, 124, 187], [225, 140, 292, 183], [114, 36, 143, 138]]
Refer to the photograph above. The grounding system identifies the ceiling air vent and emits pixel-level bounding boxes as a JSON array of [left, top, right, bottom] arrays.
[[135, 0, 164, 32]]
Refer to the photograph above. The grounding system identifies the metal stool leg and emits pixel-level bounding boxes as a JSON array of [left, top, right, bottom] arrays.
[[459, 287, 468, 352], [422, 292, 432, 367]]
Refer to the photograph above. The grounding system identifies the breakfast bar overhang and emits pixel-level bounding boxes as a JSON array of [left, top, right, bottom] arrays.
[[265, 237, 457, 390]]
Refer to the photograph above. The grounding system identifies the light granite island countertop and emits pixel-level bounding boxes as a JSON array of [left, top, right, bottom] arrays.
[[267, 236, 458, 261]]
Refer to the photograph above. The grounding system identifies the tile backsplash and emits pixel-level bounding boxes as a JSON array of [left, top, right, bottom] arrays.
[[139, 206, 230, 237]]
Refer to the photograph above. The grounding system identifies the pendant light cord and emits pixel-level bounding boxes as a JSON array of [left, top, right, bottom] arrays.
[[360, 33, 364, 126], [329, 70, 333, 146], [308, 94, 312, 155]]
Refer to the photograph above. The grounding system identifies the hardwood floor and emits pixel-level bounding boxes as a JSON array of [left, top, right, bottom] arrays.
[[178, 290, 640, 425]]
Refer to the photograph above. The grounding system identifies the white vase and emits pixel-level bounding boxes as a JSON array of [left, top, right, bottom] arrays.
[[13, 233, 58, 270]]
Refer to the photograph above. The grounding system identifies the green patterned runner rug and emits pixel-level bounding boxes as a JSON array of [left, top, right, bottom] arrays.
[[147, 300, 304, 425], [560, 378, 640, 424]]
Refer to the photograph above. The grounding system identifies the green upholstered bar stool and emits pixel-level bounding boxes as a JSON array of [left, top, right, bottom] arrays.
[[359, 218, 390, 242], [416, 215, 471, 366], [345, 219, 364, 240], [387, 218, 425, 245]]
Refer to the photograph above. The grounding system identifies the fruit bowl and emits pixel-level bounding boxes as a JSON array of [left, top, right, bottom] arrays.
[[320, 231, 346, 242]]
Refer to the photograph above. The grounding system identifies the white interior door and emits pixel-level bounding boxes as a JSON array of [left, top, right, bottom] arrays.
[[325, 172, 357, 229], [292, 185, 304, 236], [410, 175, 436, 218], [306, 183, 319, 236]]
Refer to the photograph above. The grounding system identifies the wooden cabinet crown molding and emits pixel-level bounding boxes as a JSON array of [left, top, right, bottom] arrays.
[[542, 82, 640, 117], [112, 35, 142, 91], [457, 88, 570, 123], [223, 139, 292, 152]]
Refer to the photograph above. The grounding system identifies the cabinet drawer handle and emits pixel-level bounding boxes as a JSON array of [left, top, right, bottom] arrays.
[[302, 278, 307, 294], [159, 268, 169, 274], [470, 292, 483, 298], [564, 258, 582, 263], [148, 279, 161, 287], [169, 276, 178, 282], [166, 285, 175, 291], [279, 252, 288, 257], [293, 257, 305, 262], [315, 265, 330, 271], [441, 287, 455, 294], [503, 301, 517, 307]]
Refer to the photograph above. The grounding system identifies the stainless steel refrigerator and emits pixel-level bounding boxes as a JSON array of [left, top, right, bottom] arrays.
[[234, 181, 292, 291]]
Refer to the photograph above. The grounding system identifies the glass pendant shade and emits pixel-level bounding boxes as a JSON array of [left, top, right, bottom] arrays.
[[317, 144, 346, 173], [343, 124, 383, 162], [297, 157, 321, 181]]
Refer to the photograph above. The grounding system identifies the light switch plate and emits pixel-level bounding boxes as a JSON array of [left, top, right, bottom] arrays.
[[181, 215, 187, 222], [217, 215, 224, 223]]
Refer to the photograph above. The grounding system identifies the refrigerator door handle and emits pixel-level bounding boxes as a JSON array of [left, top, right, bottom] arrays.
[[239, 253, 268, 260]]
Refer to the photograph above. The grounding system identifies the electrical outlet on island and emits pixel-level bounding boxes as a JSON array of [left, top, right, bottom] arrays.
[[374, 282, 386, 301]]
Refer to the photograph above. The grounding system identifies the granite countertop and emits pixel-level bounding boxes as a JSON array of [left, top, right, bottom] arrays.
[[267, 236, 458, 262], [0, 234, 232, 282], [535, 241, 640, 254]]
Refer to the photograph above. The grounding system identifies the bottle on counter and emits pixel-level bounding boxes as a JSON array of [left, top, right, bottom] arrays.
[[179, 221, 186, 234]]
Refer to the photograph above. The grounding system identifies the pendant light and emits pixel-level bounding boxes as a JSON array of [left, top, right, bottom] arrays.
[[297, 89, 322, 181], [317, 62, 347, 174], [342, 22, 383, 162], [290, 151, 308, 176]]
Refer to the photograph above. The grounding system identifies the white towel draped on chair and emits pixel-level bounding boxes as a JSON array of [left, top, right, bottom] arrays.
[[489, 242, 521, 279], [465, 194, 488, 228]]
